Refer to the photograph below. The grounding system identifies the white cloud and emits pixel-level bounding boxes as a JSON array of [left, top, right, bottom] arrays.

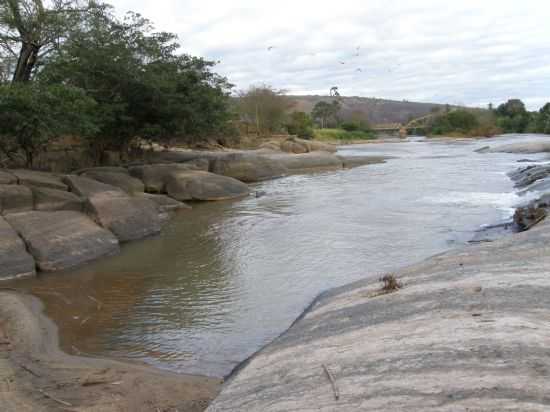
[[110, 0, 550, 110]]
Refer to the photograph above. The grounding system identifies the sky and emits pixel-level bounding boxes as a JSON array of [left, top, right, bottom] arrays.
[[110, 0, 550, 110]]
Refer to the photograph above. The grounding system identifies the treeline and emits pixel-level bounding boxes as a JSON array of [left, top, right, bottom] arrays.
[[426, 99, 550, 137], [0, 0, 233, 167], [237, 85, 372, 140]]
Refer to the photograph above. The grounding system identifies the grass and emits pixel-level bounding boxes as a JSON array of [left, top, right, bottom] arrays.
[[313, 128, 376, 142]]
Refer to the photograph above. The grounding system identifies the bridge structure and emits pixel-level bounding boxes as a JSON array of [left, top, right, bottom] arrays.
[[372, 113, 438, 137]]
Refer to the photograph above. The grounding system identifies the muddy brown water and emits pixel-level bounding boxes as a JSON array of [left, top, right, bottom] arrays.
[[8, 135, 550, 378]]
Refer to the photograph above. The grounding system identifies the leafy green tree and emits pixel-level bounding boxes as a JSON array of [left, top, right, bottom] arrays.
[[0, 83, 97, 166], [311, 100, 341, 128], [286, 111, 313, 138], [39, 7, 232, 157], [0, 0, 92, 82], [238, 85, 291, 135], [429, 109, 480, 135]]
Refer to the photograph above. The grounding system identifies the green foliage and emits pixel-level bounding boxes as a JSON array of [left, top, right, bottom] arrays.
[[286, 111, 314, 139], [237, 85, 291, 134], [311, 100, 341, 128], [429, 109, 480, 135], [314, 128, 375, 141], [494, 99, 530, 133], [38, 6, 232, 155], [0, 83, 97, 166]]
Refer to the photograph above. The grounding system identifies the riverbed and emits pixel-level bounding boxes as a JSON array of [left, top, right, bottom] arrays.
[[9, 134, 549, 378]]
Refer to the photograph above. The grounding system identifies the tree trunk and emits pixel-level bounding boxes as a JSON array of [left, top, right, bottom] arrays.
[[12, 42, 40, 83]]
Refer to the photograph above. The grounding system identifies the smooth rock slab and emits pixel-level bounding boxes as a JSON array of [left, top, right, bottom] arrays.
[[82, 170, 145, 194], [5, 211, 119, 272], [85, 193, 161, 242], [487, 142, 550, 154], [11, 169, 68, 191], [165, 171, 250, 201], [0, 185, 33, 215], [0, 170, 17, 185], [0, 216, 35, 279], [129, 162, 209, 193], [210, 153, 288, 183], [32, 187, 84, 212], [264, 152, 344, 171], [62, 175, 125, 198]]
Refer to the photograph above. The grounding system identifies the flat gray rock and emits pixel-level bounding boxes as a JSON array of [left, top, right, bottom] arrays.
[[5, 211, 119, 272], [32, 187, 84, 212], [210, 153, 288, 182], [75, 166, 128, 175], [0, 216, 35, 280], [338, 155, 389, 168], [85, 193, 161, 242], [82, 170, 145, 194], [487, 142, 550, 154], [264, 152, 344, 171], [11, 169, 68, 191], [62, 175, 125, 198], [0, 184, 33, 215], [0, 170, 17, 185], [139, 193, 191, 222], [129, 162, 209, 193], [165, 171, 250, 201]]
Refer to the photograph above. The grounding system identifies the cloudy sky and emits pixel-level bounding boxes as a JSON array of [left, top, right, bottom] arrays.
[[111, 0, 550, 110]]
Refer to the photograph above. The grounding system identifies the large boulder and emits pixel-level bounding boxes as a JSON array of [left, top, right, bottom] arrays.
[[0, 216, 36, 280], [264, 152, 344, 171], [85, 193, 161, 242], [32, 187, 84, 212], [165, 171, 250, 201], [139, 193, 191, 222], [5, 211, 119, 272], [128, 161, 209, 193], [338, 155, 389, 168], [82, 170, 145, 194], [0, 170, 17, 185], [11, 169, 68, 191], [0, 184, 33, 215], [487, 142, 550, 154], [280, 138, 337, 154], [75, 166, 128, 175], [209, 153, 288, 182], [62, 175, 125, 198], [511, 165, 550, 188]]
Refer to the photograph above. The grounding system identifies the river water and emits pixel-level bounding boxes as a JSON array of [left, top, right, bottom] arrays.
[[10, 134, 549, 377]]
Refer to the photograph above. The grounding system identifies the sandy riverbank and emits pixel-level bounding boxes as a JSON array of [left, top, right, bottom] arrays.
[[0, 291, 221, 412]]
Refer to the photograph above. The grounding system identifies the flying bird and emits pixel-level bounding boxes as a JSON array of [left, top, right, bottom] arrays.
[[339, 61, 346, 65], [356, 68, 362, 72], [267, 46, 275, 51]]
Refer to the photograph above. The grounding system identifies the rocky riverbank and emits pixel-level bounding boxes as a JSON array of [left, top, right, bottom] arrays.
[[0, 149, 386, 281], [206, 140, 550, 411]]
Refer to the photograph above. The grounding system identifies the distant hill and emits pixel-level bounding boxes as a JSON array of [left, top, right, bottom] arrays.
[[289, 95, 448, 125]]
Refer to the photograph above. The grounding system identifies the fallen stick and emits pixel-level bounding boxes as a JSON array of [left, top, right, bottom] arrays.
[[87, 295, 103, 311], [39, 389, 73, 407], [16, 362, 41, 378], [80, 316, 92, 327], [322, 364, 340, 401]]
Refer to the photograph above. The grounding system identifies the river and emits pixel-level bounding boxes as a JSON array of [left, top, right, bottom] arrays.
[[9, 134, 549, 377]]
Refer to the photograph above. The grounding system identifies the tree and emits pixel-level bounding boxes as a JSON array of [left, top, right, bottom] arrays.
[[311, 100, 341, 128], [238, 85, 291, 135], [0, 0, 92, 82], [286, 111, 313, 138], [495, 99, 530, 133], [39, 7, 232, 157], [0, 83, 97, 166]]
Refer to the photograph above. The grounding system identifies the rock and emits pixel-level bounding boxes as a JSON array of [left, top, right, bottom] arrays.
[[210, 153, 288, 183], [512, 165, 550, 188], [5, 211, 119, 272], [128, 162, 209, 193], [11, 169, 68, 191], [139, 193, 191, 222], [258, 141, 282, 151], [0, 170, 17, 185], [0, 185, 33, 215], [280, 138, 337, 154], [521, 177, 550, 194], [82, 170, 145, 194], [32, 187, 84, 212], [338, 155, 388, 168], [75, 166, 128, 175], [165, 171, 250, 201], [148, 150, 215, 165], [85, 193, 161, 242], [62, 175, 125, 198], [487, 142, 550, 154], [264, 152, 344, 171], [514, 205, 547, 231], [0, 216, 36, 280]]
